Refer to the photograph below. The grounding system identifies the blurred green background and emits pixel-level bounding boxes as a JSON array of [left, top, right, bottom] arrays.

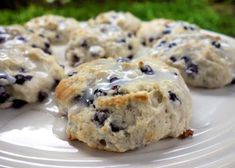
[[0, 0, 234, 36]]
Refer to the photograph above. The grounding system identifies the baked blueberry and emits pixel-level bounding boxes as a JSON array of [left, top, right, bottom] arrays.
[[14, 74, 33, 85], [140, 65, 154, 75], [12, 99, 28, 109], [94, 110, 109, 126]]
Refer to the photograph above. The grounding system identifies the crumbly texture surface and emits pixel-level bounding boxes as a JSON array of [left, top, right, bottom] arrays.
[[137, 19, 199, 47], [149, 34, 234, 88], [0, 45, 64, 109], [25, 15, 80, 44], [65, 24, 140, 66], [56, 58, 192, 152], [0, 25, 52, 55], [89, 11, 141, 34]]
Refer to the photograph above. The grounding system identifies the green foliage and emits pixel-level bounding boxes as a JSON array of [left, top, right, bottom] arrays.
[[0, 0, 234, 36]]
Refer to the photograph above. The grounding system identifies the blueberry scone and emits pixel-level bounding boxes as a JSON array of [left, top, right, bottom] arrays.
[[89, 11, 141, 33], [150, 34, 235, 88], [137, 19, 199, 47], [55, 58, 192, 152], [65, 24, 140, 66], [25, 15, 80, 43], [0, 25, 52, 55], [0, 45, 64, 109]]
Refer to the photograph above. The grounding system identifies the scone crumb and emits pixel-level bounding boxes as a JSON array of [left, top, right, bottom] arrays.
[[179, 129, 193, 139]]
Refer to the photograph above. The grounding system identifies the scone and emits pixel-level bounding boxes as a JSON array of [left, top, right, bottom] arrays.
[[25, 15, 80, 43], [0, 45, 64, 109], [150, 34, 234, 88], [55, 58, 192, 152], [0, 25, 52, 55], [65, 24, 140, 66], [89, 11, 141, 33], [137, 19, 199, 47]]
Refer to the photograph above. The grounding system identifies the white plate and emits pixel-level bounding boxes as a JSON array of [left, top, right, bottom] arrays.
[[0, 32, 235, 168]]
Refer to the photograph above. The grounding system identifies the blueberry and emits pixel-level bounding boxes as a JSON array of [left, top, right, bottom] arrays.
[[211, 41, 221, 48], [0, 86, 10, 104], [39, 34, 45, 38], [189, 26, 195, 31], [0, 36, 5, 43], [110, 123, 122, 132], [141, 41, 146, 46], [168, 91, 180, 102], [127, 55, 133, 60], [127, 33, 133, 38], [128, 45, 133, 50], [17, 36, 27, 42], [112, 85, 122, 96], [80, 40, 88, 48], [169, 56, 177, 62], [185, 63, 198, 76], [99, 139, 106, 146], [109, 77, 119, 83], [31, 44, 37, 48], [38, 91, 48, 102], [72, 54, 80, 65], [44, 42, 50, 48], [53, 79, 60, 88], [43, 49, 52, 55], [231, 78, 235, 85], [162, 30, 171, 34], [168, 42, 176, 48], [94, 89, 107, 97], [117, 38, 126, 43], [148, 37, 154, 43], [67, 71, 77, 77], [12, 99, 28, 109], [14, 74, 33, 85], [181, 56, 191, 63], [140, 65, 154, 75], [55, 34, 60, 39], [183, 26, 188, 30], [94, 110, 109, 126]]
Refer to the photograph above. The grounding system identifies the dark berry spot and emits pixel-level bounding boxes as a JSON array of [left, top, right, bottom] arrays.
[[112, 85, 122, 96], [127, 55, 133, 60], [14, 74, 33, 85], [38, 91, 48, 102], [181, 56, 191, 63], [169, 56, 177, 62], [183, 26, 188, 30], [39, 34, 45, 38], [141, 41, 146, 46], [162, 30, 171, 34], [44, 42, 50, 49], [128, 45, 133, 50], [109, 77, 119, 83], [140, 65, 154, 75], [211, 41, 221, 48], [74, 94, 94, 106], [17, 36, 27, 42], [94, 89, 107, 97], [168, 91, 180, 102], [55, 34, 60, 39], [67, 71, 77, 77], [43, 49, 52, 55], [99, 139, 106, 146], [117, 38, 126, 43], [149, 37, 154, 43], [231, 78, 235, 85], [19, 67, 26, 73], [185, 63, 198, 76], [12, 99, 28, 109], [72, 54, 80, 65], [168, 42, 176, 48], [80, 40, 88, 48], [31, 44, 37, 48], [94, 110, 109, 126], [190, 26, 195, 31], [0, 36, 6, 43], [53, 79, 60, 89], [110, 123, 122, 132], [127, 33, 133, 38], [0, 86, 10, 104]]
